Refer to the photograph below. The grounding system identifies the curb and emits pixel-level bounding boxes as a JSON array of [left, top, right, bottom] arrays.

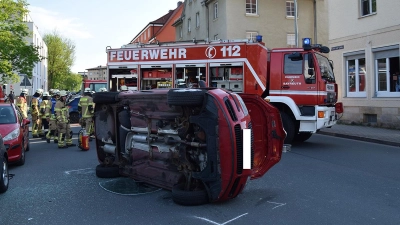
[[318, 131, 400, 147]]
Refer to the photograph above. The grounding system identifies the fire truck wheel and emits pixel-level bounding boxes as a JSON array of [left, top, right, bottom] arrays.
[[95, 164, 120, 178], [294, 132, 313, 143], [92, 92, 120, 104], [171, 183, 209, 206], [167, 89, 206, 106], [281, 112, 295, 144]]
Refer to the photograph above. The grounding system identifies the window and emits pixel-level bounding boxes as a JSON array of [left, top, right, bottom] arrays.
[[287, 34, 295, 47], [179, 25, 183, 38], [284, 54, 302, 74], [196, 12, 200, 28], [286, 1, 295, 17], [360, 0, 376, 16], [347, 58, 366, 95], [246, 32, 258, 41], [373, 45, 400, 96], [214, 34, 218, 40], [214, 2, 218, 19], [188, 18, 191, 33], [246, 0, 257, 14]]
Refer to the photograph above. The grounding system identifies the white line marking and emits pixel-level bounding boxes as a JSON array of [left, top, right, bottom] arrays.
[[243, 129, 251, 169], [267, 201, 286, 209], [64, 168, 93, 175], [193, 213, 248, 225], [30, 137, 79, 144]]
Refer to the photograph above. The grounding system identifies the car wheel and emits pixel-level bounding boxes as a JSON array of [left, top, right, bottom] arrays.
[[16, 143, 25, 166], [294, 132, 313, 143], [281, 112, 295, 145], [167, 89, 206, 106], [171, 183, 209, 206], [95, 164, 120, 178], [25, 137, 30, 152], [0, 156, 9, 193], [69, 112, 80, 124]]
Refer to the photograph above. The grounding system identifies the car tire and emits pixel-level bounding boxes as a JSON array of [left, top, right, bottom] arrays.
[[0, 156, 9, 193], [95, 164, 120, 178], [69, 112, 80, 124], [93, 92, 120, 104], [171, 183, 209, 206], [167, 89, 206, 106], [25, 138, 30, 152], [281, 112, 295, 145], [16, 143, 25, 166], [294, 132, 313, 143]]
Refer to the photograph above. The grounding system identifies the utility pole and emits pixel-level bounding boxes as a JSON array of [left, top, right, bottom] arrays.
[[294, 0, 299, 47]]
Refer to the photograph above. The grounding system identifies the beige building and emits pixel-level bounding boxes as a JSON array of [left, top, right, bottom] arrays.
[[328, 0, 400, 128], [85, 66, 108, 80], [173, 0, 328, 48]]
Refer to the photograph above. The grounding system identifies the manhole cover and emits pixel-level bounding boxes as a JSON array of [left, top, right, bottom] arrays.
[[99, 177, 162, 195]]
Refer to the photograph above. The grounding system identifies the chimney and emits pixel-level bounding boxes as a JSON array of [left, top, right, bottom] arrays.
[[177, 1, 183, 7]]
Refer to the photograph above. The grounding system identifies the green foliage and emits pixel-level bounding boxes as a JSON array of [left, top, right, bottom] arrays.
[[64, 72, 82, 92], [0, 0, 43, 83], [43, 30, 76, 90]]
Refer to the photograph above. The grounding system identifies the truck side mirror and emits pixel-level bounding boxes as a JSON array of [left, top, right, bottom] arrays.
[[308, 68, 314, 76], [307, 53, 314, 68]]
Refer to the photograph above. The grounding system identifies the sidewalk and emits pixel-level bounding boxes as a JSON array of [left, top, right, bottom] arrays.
[[318, 124, 400, 147]]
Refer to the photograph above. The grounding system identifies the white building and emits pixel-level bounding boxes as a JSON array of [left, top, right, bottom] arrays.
[[9, 13, 48, 96], [328, 0, 400, 128]]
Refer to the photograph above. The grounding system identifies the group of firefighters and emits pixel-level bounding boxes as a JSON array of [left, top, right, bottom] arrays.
[[14, 88, 95, 149]]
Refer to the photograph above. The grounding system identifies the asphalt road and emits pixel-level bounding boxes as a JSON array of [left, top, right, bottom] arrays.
[[1, 132, 400, 225]]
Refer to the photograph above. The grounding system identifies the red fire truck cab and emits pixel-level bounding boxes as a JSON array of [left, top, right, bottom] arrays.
[[105, 38, 343, 144], [82, 79, 107, 93]]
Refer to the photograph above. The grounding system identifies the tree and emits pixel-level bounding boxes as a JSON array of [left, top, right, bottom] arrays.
[[43, 30, 76, 89], [0, 0, 43, 83], [64, 72, 82, 92]]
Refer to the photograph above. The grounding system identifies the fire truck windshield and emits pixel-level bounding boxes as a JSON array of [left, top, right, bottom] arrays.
[[315, 53, 335, 82]]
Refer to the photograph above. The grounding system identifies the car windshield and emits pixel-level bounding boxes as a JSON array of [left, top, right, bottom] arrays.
[[0, 106, 16, 124]]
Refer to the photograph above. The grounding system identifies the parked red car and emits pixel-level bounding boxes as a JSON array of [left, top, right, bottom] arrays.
[[0, 103, 30, 166], [93, 88, 285, 205]]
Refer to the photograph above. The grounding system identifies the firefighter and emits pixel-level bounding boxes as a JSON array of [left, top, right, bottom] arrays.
[[31, 89, 43, 137], [46, 91, 59, 143], [55, 90, 76, 148], [39, 91, 50, 139], [78, 88, 94, 136], [16, 89, 28, 119]]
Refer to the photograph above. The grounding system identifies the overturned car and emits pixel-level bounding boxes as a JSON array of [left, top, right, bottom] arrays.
[[93, 88, 285, 205]]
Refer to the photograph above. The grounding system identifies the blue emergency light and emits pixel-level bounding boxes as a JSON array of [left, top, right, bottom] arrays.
[[303, 38, 312, 50]]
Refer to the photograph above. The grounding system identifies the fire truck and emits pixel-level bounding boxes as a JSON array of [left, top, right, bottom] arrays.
[[81, 79, 107, 93], [105, 38, 343, 144]]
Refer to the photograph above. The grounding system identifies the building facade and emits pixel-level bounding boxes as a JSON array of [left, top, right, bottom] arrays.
[[328, 0, 400, 128], [9, 13, 48, 96], [173, 0, 328, 48], [85, 66, 108, 80]]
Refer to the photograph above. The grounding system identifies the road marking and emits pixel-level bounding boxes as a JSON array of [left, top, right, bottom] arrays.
[[30, 137, 79, 144], [64, 168, 94, 175], [193, 213, 248, 225], [243, 129, 251, 169], [267, 201, 286, 209]]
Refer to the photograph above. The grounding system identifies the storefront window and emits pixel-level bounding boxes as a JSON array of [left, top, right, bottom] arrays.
[[345, 54, 366, 97]]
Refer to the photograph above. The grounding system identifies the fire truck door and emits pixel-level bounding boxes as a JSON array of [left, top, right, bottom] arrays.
[[282, 53, 318, 105]]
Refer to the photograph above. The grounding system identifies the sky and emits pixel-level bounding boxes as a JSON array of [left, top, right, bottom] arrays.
[[27, 0, 182, 73]]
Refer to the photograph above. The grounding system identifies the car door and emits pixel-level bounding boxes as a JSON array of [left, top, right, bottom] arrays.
[[238, 94, 286, 179]]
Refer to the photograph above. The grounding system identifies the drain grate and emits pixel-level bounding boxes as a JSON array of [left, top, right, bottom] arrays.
[[99, 177, 162, 195]]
